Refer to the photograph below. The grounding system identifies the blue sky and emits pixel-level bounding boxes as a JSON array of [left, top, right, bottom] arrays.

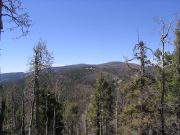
[[0, 0, 179, 73]]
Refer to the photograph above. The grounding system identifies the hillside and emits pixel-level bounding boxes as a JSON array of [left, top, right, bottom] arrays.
[[0, 62, 137, 112], [0, 62, 135, 84]]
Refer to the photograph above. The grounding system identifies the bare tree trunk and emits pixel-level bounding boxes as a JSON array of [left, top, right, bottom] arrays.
[[45, 96, 48, 135], [81, 113, 87, 135], [140, 42, 145, 135], [21, 92, 25, 135], [28, 93, 35, 135], [99, 84, 102, 135], [101, 105, 104, 135], [12, 92, 17, 135], [115, 102, 118, 135], [140, 42, 145, 102], [161, 35, 166, 135], [0, 99, 5, 135], [53, 106, 56, 135], [158, 21, 171, 135], [115, 84, 119, 135], [34, 52, 40, 135]]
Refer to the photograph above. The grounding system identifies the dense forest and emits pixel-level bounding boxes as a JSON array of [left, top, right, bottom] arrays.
[[0, 0, 180, 135]]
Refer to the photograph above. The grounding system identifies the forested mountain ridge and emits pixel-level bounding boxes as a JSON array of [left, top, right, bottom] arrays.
[[0, 62, 137, 110], [0, 72, 26, 83], [0, 62, 138, 84]]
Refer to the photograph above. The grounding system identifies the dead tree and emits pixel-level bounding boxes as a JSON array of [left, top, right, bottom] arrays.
[[28, 87, 35, 135], [0, 0, 31, 38], [113, 78, 122, 135], [53, 106, 56, 135], [34, 45, 41, 135], [136, 41, 146, 102], [0, 98, 5, 135], [12, 91, 17, 135], [45, 95, 48, 135], [126, 40, 153, 106], [21, 91, 25, 135], [29, 41, 53, 135], [158, 19, 171, 135]]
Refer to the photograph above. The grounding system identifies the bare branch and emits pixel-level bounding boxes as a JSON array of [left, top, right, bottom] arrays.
[[0, 0, 31, 38]]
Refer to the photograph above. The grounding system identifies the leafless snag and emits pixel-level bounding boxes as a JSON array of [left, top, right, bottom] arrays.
[[29, 41, 53, 135], [155, 17, 172, 135], [126, 41, 154, 98], [21, 91, 25, 135]]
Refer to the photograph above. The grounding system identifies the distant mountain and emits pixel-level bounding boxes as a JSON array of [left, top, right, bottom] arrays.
[[0, 72, 26, 83], [0, 62, 134, 84]]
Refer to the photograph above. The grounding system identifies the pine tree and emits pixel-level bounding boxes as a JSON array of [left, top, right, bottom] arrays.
[[63, 102, 79, 135], [87, 74, 113, 135], [174, 21, 180, 135]]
